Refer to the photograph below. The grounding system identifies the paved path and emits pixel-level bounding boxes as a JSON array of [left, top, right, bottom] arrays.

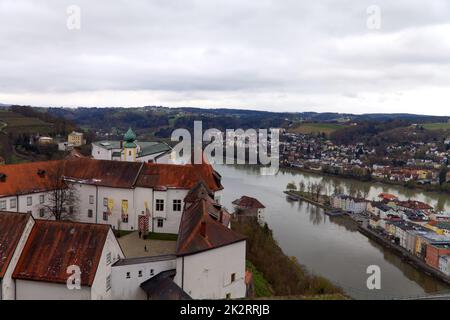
[[117, 231, 177, 258]]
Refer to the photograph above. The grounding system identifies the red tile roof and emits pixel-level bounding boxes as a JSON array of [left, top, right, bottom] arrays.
[[176, 198, 245, 256], [378, 193, 398, 201], [397, 200, 433, 211], [232, 196, 265, 209], [0, 159, 143, 197], [136, 162, 223, 192], [13, 220, 111, 286], [0, 212, 31, 279]]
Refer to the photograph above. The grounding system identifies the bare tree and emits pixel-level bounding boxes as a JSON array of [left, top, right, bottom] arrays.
[[39, 163, 80, 221]]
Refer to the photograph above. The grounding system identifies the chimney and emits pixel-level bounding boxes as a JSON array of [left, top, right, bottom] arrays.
[[219, 211, 223, 223], [200, 221, 207, 238]]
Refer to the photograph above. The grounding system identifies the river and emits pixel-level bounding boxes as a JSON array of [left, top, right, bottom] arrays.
[[216, 164, 450, 300]]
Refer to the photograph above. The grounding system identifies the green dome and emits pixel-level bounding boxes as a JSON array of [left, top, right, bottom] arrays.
[[124, 128, 136, 142]]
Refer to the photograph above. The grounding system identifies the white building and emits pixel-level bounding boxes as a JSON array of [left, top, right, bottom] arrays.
[[91, 128, 172, 163], [0, 158, 223, 234], [0, 212, 34, 300]]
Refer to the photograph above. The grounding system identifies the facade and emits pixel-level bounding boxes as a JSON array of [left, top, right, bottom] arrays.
[[92, 128, 172, 163], [68, 131, 85, 146], [0, 158, 223, 233]]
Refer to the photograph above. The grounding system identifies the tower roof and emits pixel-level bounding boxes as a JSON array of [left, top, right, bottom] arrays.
[[124, 128, 136, 142]]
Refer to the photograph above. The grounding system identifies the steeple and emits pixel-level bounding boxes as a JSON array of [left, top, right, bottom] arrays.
[[124, 128, 136, 143], [123, 128, 137, 148]]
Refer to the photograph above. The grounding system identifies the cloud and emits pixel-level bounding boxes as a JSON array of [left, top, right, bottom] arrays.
[[0, 0, 449, 115]]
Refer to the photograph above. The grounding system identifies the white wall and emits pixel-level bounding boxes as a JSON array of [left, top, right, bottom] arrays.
[[15, 280, 92, 300], [152, 189, 188, 234], [90, 229, 124, 300], [111, 257, 176, 300], [0, 216, 34, 300], [92, 144, 114, 160], [174, 241, 246, 299]]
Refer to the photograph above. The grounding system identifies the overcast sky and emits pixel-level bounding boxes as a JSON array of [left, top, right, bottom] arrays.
[[0, 0, 449, 115]]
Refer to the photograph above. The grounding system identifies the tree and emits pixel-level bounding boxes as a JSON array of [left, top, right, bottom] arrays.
[[298, 181, 305, 193], [39, 163, 80, 220], [286, 181, 297, 191], [438, 165, 448, 185]]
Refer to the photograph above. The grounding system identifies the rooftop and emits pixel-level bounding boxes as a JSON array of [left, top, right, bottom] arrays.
[[0, 212, 31, 279], [12, 220, 112, 286]]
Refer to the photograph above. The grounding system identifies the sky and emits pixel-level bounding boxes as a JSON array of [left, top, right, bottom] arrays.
[[0, 0, 449, 115]]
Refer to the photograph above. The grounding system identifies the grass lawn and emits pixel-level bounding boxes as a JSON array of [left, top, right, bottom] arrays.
[[0, 110, 54, 134], [422, 122, 450, 131], [288, 122, 348, 135], [145, 232, 178, 241]]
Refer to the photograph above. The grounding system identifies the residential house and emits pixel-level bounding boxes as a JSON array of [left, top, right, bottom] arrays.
[[68, 131, 85, 147], [232, 196, 266, 225]]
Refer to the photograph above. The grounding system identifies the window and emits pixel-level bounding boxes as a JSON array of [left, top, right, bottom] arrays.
[[126, 272, 131, 279], [106, 275, 111, 291], [89, 195, 94, 204], [231, 273, 236, 283], [173, 199, 182, 211], [106, 252, 112, 265], [39, 208, 45, 218], [27, 196, 32, 206], [88, 209, 93, 218], [10, 198, 17, 209], [0, 200, 6, 210], [156, 199, 164, 211], [103, 212, 108, 221], [138, 270, 142, 277], [157, 219, 164, 228], [122, 215, 128, 223], [69, 206, 74, 214], [129, 151, 132, 156], [39, 194, 45, 204], [226, 293, 231, 299], [103, 197, 108, 206], [150, 269, 154, 276]]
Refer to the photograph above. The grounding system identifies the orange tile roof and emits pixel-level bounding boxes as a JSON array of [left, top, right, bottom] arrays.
[[176, 192, 245, 256], [13, 220, 111, 286], [0, 159, 143, 197], [0, 212, 31, 279], [232, 196, 265, 209], [136, 162, 223, 192]]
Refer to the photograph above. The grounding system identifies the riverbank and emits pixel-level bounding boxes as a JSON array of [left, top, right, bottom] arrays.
[[230, 217, 346, 298], [287, 187, 450, 287], [281, 164, 450, 195], [359, 225, 450, 286]]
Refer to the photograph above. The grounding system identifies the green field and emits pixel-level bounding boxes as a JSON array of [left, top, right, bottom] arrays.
[[422, 122, 450, 131], [0, 110, 54, 134], [288, 122, 348, 135]]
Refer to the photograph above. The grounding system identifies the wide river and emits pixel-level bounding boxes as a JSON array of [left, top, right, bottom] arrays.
[[216, 164, 450, 300]]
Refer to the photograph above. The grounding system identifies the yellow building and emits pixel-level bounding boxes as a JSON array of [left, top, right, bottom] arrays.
[[68, 131, 84, 146]]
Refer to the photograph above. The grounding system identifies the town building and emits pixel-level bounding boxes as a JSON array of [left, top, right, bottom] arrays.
[[68, 131, 85, 146], [232, 196, 265, 225], [91, 128, 172, 163]]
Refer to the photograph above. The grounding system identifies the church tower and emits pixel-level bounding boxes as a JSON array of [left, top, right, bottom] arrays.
[[123, 128, 137, 162]]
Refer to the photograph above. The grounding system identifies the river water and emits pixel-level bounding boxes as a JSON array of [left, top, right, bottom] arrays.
[[216, 164, 450, 300]]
